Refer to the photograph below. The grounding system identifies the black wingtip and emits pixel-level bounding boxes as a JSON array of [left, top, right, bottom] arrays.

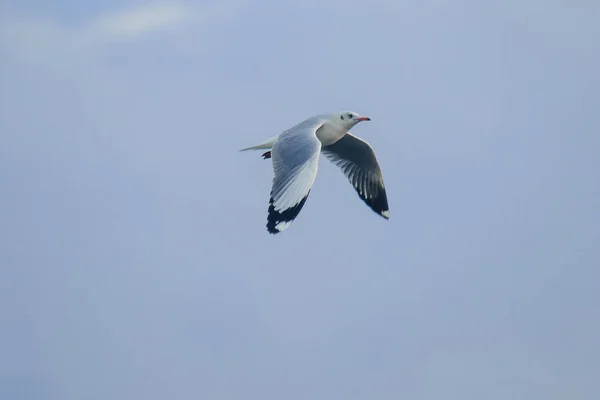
[[358, 187, 389, 220], [266, 192, 311, 234]]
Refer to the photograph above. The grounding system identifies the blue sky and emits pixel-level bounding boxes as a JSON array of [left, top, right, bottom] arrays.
[[1, 1, 599, 399]]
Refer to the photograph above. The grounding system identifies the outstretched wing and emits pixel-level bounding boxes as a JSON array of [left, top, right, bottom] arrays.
[[267, 120, 324, 234], [321, 133, 389, 219]]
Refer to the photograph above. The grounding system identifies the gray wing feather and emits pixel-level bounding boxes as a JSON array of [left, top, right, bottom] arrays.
[[267, 120, 324, 233], [322, 133, 389, 219]]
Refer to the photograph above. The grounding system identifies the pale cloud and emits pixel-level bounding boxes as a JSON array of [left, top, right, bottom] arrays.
[[91, 2, 196, 41], [0, 1, 242, 59]]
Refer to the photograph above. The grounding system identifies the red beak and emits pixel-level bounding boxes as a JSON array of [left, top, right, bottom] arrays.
[[356, 116, 371, 122]]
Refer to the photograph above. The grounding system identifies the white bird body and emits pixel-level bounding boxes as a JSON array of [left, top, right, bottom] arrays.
[[240, 111, 389, 234], [239, 114, 346, 150]]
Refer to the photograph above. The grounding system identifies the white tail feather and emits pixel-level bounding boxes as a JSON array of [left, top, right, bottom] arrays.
[[239, 135, 279, 152]]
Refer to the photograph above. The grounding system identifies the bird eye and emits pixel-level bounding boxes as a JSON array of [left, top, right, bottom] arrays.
[[348, 113, 353, 119]]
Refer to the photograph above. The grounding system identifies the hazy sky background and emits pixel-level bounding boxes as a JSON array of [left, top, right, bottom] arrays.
[[1, 1, 599, 399]]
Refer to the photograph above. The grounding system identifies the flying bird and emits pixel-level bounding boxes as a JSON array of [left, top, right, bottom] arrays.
[[240, 111, 389, 234]]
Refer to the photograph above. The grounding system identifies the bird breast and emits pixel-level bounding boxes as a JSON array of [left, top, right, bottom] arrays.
[[316, 124, 347, 146]]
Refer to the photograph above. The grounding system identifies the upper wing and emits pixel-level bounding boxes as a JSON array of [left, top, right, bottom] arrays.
[[321, 133, 389, 219], [267, 120, 324, 234]]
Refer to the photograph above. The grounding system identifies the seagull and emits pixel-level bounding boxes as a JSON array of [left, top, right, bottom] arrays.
[[240, 111, 389, 234]]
